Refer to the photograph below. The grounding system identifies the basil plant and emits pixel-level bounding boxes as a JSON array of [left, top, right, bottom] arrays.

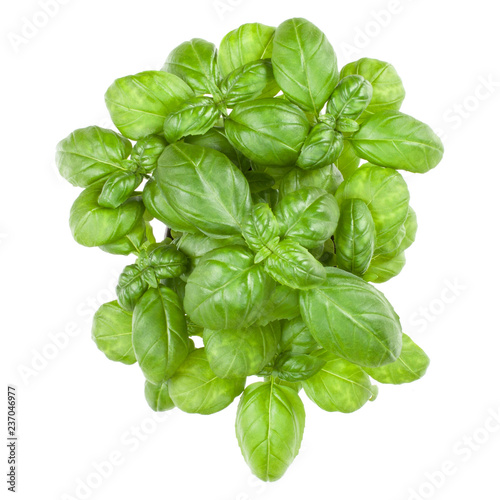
[[57, 17, 442, 482]]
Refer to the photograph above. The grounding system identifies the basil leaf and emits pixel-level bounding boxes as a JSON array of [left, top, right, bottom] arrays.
[[220, 59, 279, 107], [272, 18, 339, 114], [163, 96, 220, 143], [241, 203, 279, 255], [204, 322, 281, 379], [327, 75, 373, 120], [98, 171, 142, 209], [184, 246, 274, 330], [169, 348, 245, 414], [279, 164, 344, 199], [105, 71, 194, 140], [264, 240, 326, 290], [116, 264, 149, 311], [275, 352, 325, 382], [99, 218, 151, 256], [91, 301, 135, 365], [244, 172, 275, 194], [56, 126, 132, 188], [335, 165, 409, 256], [131, 135, 168, 173], [132, 285, 190, 384], [363, 333, 430, 384], [162, 38, 220, 95], [69, 186, 144, 247], [297, 124, 344, 170], [256, 285, 300, 326], [340, 58, 405, 121], [335, 198, 376, 276], [303, 350, 376, 412], [235, 380, 305, 482], [218, 23, 275, 77], [363, 252, 406, 283], [280, 317, 319, 354], [300, 267, 403, 367], [225, 98, 310, 167], [156, 142, 252, 237], [275, 188, 340, 249], [350, 110, 444, 173], [334, 139, 360, 181], [144, 381, 175, 412], [147, 244, 189, 279]]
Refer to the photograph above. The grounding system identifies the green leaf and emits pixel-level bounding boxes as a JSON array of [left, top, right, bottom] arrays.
[[303, 350, 375, 412], [162, 38, 220, 95], [280, 317, 319, 354], [297, 124, 344, 170], [156, 142, 252, 237], [99, 218, 149, 256], [244, 172, 275, 194], [363, 333, 430, 384], [241, 203, 279, 255], [363, 252, 406, 283], [163, 96, 220, 143], [264, 240, 326, 290], [98, 171, 142, 209], [169, 348, 245, 414], [91, 301, 135, 364], [204, 322, 281, 379], [275, 352, 325, 382], [272, 18, 339, 114], [220, 59, 279, 107], [116, 264, 149, 311], [335, 199, 376, 276], [225, 98, 310, 167], [236, 380, 305, 482], [327, 75, 373, 120], [334, 139, 360, 181], [132, 286, 190, 384], [279, 164, 344, 199], [218, 23, 275, 77], [300, 267, 402, 367], [144, 381, 175, 412], [275, 188, 340, 249], [69, 186, 144, 247], [184, 246, 274, 330], [105, 71, 194, 140], [350, 110, 444, 173], [131, 135, 168, 173], [56, 126, 132, 187], [340, 58, 405, 121], [336, 165, 409, 256], [147, 244, 189, 279], [142, 179, 199, 233], [256, 285, 300, 326]]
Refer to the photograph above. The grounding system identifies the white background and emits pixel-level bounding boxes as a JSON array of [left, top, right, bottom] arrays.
[[2, 1, 500, 499]]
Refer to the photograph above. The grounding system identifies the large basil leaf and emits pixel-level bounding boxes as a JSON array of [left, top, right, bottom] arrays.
[[279, 164, 343, 199], [218, 23, 275, 77], [256, 285, 300, 326], [275, 188, 340, 249], [363, 252, 406, 283], [184, 246, 274, 330], [236, 380, 305, 482], [69, 186, 144, 247], [132, 286, 190, 384], [225, 98, 310, 167], [169, 348, 245, 414], [241, 203, 279, 257], [162, 38, 220, 95], [303, 350, 375, 412], [335, 198, 376, 276], [91, 301, 135, 364], [340, 58, 405, 121], [363, 333, 430, 384], [156, 142, 252, 237], [98, 171, 142, 209], [327, 75, 373, 120], [297, 124, 344, 170], [274, 352, 325, 382], [350, 110, 444, 173], [280, 317, 318, 354], [56, 126, 132, 187], [144, 381, 175, 412], [220, 59, 279, 106], [163, 96, 220, 143], [272, 18, 339, 114], [334, 139, 360, 181], [105, 71, 194, 140], [142, 179, 199, 233], [300, 267, 403, 367], [264, 240, 326, 290], [336, 165, 409, 256], [204, 322, 281, 379]]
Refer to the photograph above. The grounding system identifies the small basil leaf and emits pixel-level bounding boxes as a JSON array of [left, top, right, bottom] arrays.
[[335, 118, 360, 134], [131, 135, 168, 173], [275, 352, 326, 382], [98, 171, 142, 209], [279, 164, 344, 199], [241, 203, 279, 254], [116, 264, 149, 311], [144, 381, 175, 412], [148, 244, 189, 279], [297, 124, 344, 170], [327, 75, 373, 120], [280, 317, 318, 354]]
